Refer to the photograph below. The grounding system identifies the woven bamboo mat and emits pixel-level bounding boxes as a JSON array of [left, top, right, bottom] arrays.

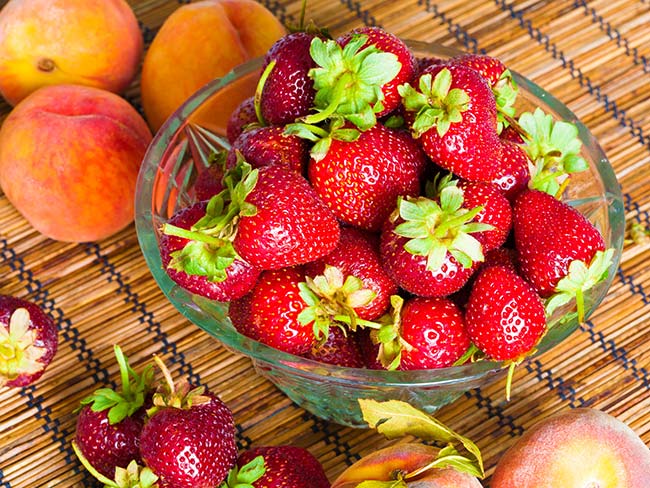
[[1, 0, 650, 486]]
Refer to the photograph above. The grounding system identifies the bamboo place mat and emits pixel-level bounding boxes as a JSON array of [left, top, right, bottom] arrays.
[[1, 0, 650, 486]]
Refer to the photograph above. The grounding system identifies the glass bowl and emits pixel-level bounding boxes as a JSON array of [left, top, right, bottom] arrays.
[[135, 40, 625, 428]]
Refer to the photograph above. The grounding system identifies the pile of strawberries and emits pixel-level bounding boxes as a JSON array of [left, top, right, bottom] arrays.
[[159, 26, 614, 381], [73, 346, 330, 487]]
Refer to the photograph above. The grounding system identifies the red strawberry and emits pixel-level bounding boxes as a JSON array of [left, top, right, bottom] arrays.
[[226, 125, 308, 174], [379, 187, 491, 297], [305, 227, 398, 320], [307, 123, 426, 231], [458, 180, 513, 252], [74, 345, 153, 479], [233, 164, 340, 269], [239, 267, 315, 355], [482, 246, 517, 270], [194, 151, 226, 201], [415, 56, 446, 75], [513, 189, 606, 298], [399, 63, 501, 182], [397, 296, 470, 370], [227, 96, 259, 143], [490, 139, 530, 201], [225, 445, 330, 488], [500, 124, 525, 144], [303, 326, 365, 368], [259, 32, 318, 126], [337, 26, 416, 118], [465, 265, 546, 362], [452, 53, 507, 86], [139, 358, 237, 488], [159, 202, 260, 302], [0, 295, 57, 387]]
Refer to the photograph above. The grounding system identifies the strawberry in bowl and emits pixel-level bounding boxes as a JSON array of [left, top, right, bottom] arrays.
[[134, 28, 624, 427]]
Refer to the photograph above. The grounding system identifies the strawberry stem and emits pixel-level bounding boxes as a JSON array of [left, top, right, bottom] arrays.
[[161, 223, 227, 246], [72, 441, 119, 487], [505, 361, 517, 401], [254, 60, 276, 126]]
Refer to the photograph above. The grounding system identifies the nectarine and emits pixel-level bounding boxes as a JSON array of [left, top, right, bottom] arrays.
[[140, 0, 286, 132], [0, 84, 152, 242], [0, 0, 143, 105], [491, 408, 650, 488]]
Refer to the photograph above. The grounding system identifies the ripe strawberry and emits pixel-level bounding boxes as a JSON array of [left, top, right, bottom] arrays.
[[305, 227, 398, 320], [227, 96, 259, 144], [258, 32, 318, 126], [74, 345, 153, 479], [225, 445, 330, 488], [397, 296, 470, 370], [490, 139, 530, 201], [307, 123, 426, 231], [159, 202, 261, 302], [458, 179, 513, 252], [399, 63, 501, 182], [139, 357, 237, 488], [379, 186, 491, 297], [513, 189, 606, 298], [226, 125, 308, 174], [303, 326, 365, 368], [465, 265, 546, 362], [0, 295, 57, 387], [237, 267, 316, 355], [194, 150, 226, 201]]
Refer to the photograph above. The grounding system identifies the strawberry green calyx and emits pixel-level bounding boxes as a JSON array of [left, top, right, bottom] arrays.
[[297, 265, 376, 341], [371, 295, 413, 370], [545, 248, 615, 323], [0, 308, 46, 385], [518, 107, 588, 195], [398, 69, 470, 138], [77, 345, 154, 425], [393, 187, 492, 271], [305, 35, 401, 130], [494, 69, 518, 133], [285, 116, 360, 161], [147, 355, 210, 417], [220, 455, 266, 488], [72, 442, 158, 488]]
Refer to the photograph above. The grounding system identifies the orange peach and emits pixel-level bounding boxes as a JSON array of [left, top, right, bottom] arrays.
[[0, 84, 152, 242], [0, 0, 143, 106], [491, 408, 650, 488], [332, 444, 483, 488], [140, 0, 286, 132]]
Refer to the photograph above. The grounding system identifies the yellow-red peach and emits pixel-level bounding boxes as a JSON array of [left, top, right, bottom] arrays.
[[140, 0, 286, 132], [0, 0, 143, 106], [0, 84, 152, 242], [491, 408, 650, 488], [332, 444, 483, 488]]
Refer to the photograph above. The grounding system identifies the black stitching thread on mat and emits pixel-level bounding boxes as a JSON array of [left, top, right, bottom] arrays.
[[525, 359, 585, 408], [0, 237, 100, 483], [417, 0, 482, 54], [495, 0, 650, 153], [575, 0, 650, 73], [303, 411, 362, 465], [464, 389, 525, 437], [339, 0, 380, 27]]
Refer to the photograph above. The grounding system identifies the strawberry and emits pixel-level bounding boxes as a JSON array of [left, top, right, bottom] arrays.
[[0, 295, 57, 387], [194, 150, 226, 201], [227, 96, 259, 144], [458, 179, 513, 252], [224, 445, 330, 488], [74, 345, 153, 479], [490, 139, 530, 201], [305, 227, 398, 320], [258, 32, 318, 126], [226, 125, 309, 175], [396, 296, 470, 370], [304, 28, 409, 130], [399, 63, 501, 182], [159, 202, 261, 302], [513, 189, 613, 322], [465, 265, 546, 362], [139, 357, 237, 488], [236, 267, 316, 355], [379, 185, 491, 297], [307, 123, 426, 231], [303, 326, 365, 368]]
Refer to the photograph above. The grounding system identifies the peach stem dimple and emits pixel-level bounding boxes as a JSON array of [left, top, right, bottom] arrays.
[[37, 58, 56, 72]]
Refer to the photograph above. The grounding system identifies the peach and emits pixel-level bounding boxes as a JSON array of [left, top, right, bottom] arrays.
[[0, 0, 143, 106], [140, 0, 286, 132], [491, 408, 650, 488], [0, 84, 152, 242], [332, 444, 483, 488]]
